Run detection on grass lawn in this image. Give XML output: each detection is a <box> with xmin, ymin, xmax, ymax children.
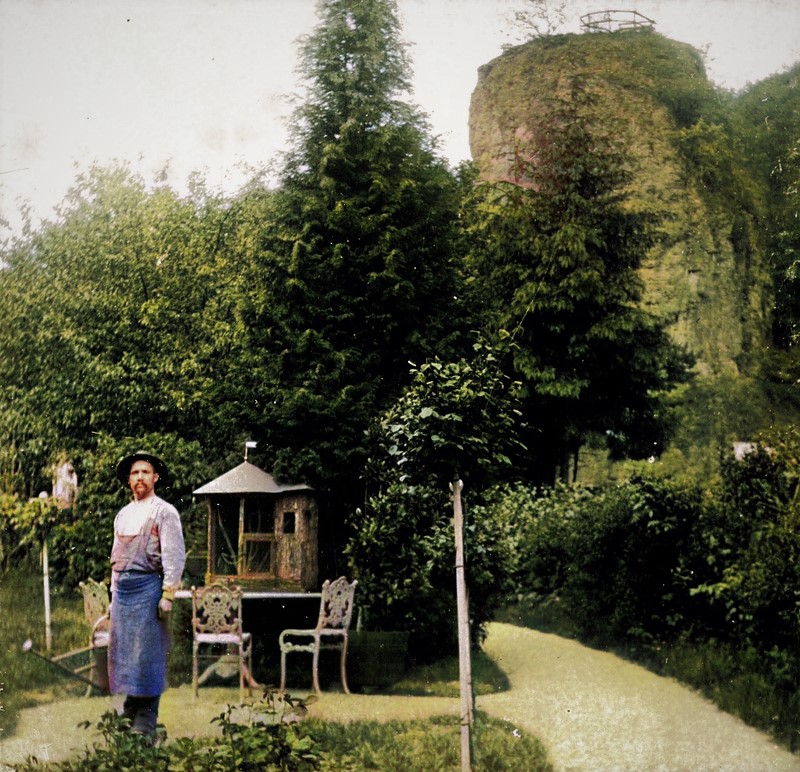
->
<box><xmin>1</xmin><ymin>567</ymin><xmax>552</xmax><ymax>770</ymax></box>
<box><xmin>1</xmin><ymin>565</ymin><xmax>93</xmax><ymax>736</ymax></box>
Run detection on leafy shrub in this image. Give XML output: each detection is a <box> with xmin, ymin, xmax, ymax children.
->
<box><xmin>345</xmin><ymin>482</ymin><xmax>518</xmax><ymax>660</ymax></box>
<box><xmin>507</xmin><ymin>477</ymin><xmax>705</xmax><ymax>646</ymax></box>
<box><xmin>347</xmin><ymin>343</ymin><xmax>525</xmax><ymax>660</ymax></box>
<box><xmin>689</xmin><ymin>430</ymin><xmax>800</xmax><ymax>651</ymax></box>
<box><xmin>17</xmin><ymin>695</ymin><xmax>324</xmax><ymax>771</ymax></box>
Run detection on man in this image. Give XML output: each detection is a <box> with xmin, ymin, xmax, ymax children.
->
<box><xmin>109</xmin><ymin>450</ymin><xmax>185</xmax><ymax>738</ymax></box>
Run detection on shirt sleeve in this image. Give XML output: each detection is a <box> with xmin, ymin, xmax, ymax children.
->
<box><xmin>159</xmin><ymin>503</ymin><xmax>186</xmax><ymax>592</ymax></box>
<box><xmin>110</xmin><ymin>511</ymin><xmax>121</xmax><ymax>595</ymax></box>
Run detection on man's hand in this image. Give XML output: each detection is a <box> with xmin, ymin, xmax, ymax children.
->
<box><xmin>158</xmin><ymin>597</ymin><xmax>173</xmax><ymax>618</ymax></box>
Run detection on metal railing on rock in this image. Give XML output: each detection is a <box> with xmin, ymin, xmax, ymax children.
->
<box><xmin>580</xmin><ymin>9</ymin><xmax>656</xmax><ymax>33</ymax></box>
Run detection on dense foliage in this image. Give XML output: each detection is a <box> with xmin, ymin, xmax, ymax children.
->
<box><xmin>510</xmin><ymin>430</ymin><xmax>800</xmax><ymax>651</ymax></box>
<box><xmin>498</xmin><ymin>428</ymin><xmax>800</xmax><ymax>746</ymax></box>
<box><xmin>346</xmin><ymin>344</ymin><xmax>524</xmax><ymax>657</ymax></box>
<box><xmin>508</xmin><ymin>477</ymin><xmax>704</xmax><ymax>644</ymax></box>
<box><xmin>0</xmin><ymin>166</ymin><xmax>276</xmax><ymax>496</ymax></box>
<box><xmin>731</xmin><ymin>64</ymin><xmax>800</xmax><ymax>348</ymax></box>
<box><xmin>465</xmin><ymin>73</ymin><xmax>691</xmax><ymax>483</ymax></box>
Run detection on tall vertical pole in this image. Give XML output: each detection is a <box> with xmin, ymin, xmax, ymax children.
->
<box><xmin>237</xmin><ymin>496</ymin><xmax>245</xmax><ymax>576</ymax></box>
<box><xmin>451</xmin><ymin>477</ymin><xmax>473</xmax><ymax>771</ymax></box>
<box><xmin>43</xmin><ymin>539</ymin><xmax>52</xmax><ymax>652</ymax></box>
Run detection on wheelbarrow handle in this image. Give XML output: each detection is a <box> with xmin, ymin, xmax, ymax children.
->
<box><xmin>21</xmin><ymin>639</ymin><xmax>108</xmax><ymax>692</ymax></box>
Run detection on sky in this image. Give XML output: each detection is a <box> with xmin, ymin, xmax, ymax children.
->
<box><xmin>1</xmin><ymin>0</ymin><xmax>799</xmax><ymax>238</ymax></box>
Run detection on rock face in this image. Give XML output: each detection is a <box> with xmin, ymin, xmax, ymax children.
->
<box><xmin>469</xmin><ymin>31</ymin><xmax>773</xmax><ymax>377</ymax></box>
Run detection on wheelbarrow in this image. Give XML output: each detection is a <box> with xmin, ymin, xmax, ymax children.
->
<box><xmin>22</xmin><ymin>638</ymin><xmax>110</xmax><ymax>694</ymax></box>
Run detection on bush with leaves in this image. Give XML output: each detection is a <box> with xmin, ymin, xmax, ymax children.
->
<box><xmin>509</xmin><ymin>477</ymin><xmax>705</xmax><ymax>646</ymax></box>
<box><xmin>346</xmin><ymin>342</ymin><xmax>524</xmax><ymax>659</ymax></box>
<box><xmin>690</xmin><ymin>430</ymin><xmax>800</xmax><ymax>653</ymax></box>
<box><xmin>364</xmin><ymin>341</ymin><xmax>526</xmax><ymax>492</ymax></box>
<box><xmin>346</xmin><ymin>483</ymin><xmax>455</xmax><ymax>656</ymax></box>
<box><xmin>346</xmin><ymin>481</ymin><xmax>519</xmax><ymax>659</ymax></box>
<box><xmin>17</xmin><ymin>693</ymin><xmax>323</xmax><ymax>772</ymax></box>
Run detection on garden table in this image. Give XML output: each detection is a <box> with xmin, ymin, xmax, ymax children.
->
<box><xmin>174</xmin><ymin>589</ymin><xmax>322</xmax><ymax>690</ymax></box>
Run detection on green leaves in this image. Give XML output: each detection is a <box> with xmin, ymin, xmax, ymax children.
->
<box><xmin>348</xmin><ymin>339</ymin><xmax>527</xmax><ymax>655</ymax></box>
<box><xmin>364</xmin><ymin>339</ymin><xmax>526</xmax><ymax>490</ymax></box>
<box><xmin>0</xmin><ymin>163</ymin><xmax>289</xmax><ymax>491</ymax></box>
<box><xmin>465</xmin><ymin>73</ymin><xmax>690</xmax><ymax>481</ymax></box>
<box><xmin>38</xmin><ymin>695</ymin><xmax>324</xmax><ymax>771</ymax></box>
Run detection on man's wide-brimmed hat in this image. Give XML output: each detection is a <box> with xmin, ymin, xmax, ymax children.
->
<box><xmin>116</xmin><ymin>451</ymin><xmax>169</xmax><ymax>485</ymax></box>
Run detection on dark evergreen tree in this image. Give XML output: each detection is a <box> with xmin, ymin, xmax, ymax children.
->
<box><xmin>466</xmin><ymin>74</ymin><xmax>691</xmax><ymax>483</ymax></box>
<box><xmin>259</xmin><ymin>0</ymin><xmax>467</xmax><ymax>503</ymax></box>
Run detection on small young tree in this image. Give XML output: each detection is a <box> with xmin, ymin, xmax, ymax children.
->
<box><xmin>506</xmin><ymin>0</ymin><xmax>568</xmax><ymax>43</ymax></box>
<box><xmin>346</xmin><ymin>341</ymin><xmax>525</xmax><ymax>658</ymax></box>
<box><xmin>691</xmin><ymin>430</ymin><xmax>800</xmax><ymax>653</ymax></box>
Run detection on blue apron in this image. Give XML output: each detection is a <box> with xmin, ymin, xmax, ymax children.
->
<box><xmin>109</xmin><ymin>567</ymin><xmax>170</xmax><ymax>695</ymax></box>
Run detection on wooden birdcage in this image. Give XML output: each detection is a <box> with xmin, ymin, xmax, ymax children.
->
<box><xmin>193</xmin><ymin>462</ymin><xmax>318</xmax><ymax>591</ymax></box>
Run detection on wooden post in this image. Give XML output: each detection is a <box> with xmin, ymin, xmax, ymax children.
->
<box><xmin>206</xmin><ymin>499</ymin><xmax>214</xmax><ymax>582</ymax></box>
<box><xmin>237</xmin><ymin>496</ymin><xmax>245</xmax><ymax>576</ymax></box>
<box><xmin>451</xmin><ymin>477</ymin><xmax>473</xmax><ymax>771</ymax></box>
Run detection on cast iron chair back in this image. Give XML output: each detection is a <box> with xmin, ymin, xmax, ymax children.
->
<box><xmin>279</xmin><ymin>576</ymin><xmax>358</xmax><ymax>694</ymax></box>
<box><xmin>191</xmin><ymin>582</ymin><xmax>253</xmax><ymax>701</ymax></box>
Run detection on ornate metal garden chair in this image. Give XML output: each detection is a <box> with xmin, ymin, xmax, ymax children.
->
<box><xmin>79</xmin><ymin>578</ymin><xmax>110</xmax><ymax>692</ymax></box>
<box><xmin>191</xmin><ymin>582</ymin><xmax>254</xmax><ymax>702</ymax></box>
<box><xmin>279</xmin><ymin>576</ymin><xmax>358</xmax><ymax>694</ymax></box>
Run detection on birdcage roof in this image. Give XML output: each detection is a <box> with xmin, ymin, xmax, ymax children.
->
<box><xmin>193</xmin><ymin>461</ymin><xmax>313</xmax><ymax>496</ymax></box>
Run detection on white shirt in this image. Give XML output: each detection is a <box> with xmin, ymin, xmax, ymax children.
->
<box><xmin>115</xmin><ymin>498</ymin><xmax>154</xmax><ymax>536</ymax></box>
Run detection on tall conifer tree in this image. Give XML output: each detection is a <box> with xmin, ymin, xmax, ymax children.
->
<box><xmin>467</xmin><ymin>75</ymin><xmax>691</xmax><ymax>483</ymax></box>
<box><xmin>262</xmin><ymin>0</ymin><xmax>466</xmax><ymax>501</ymax></box>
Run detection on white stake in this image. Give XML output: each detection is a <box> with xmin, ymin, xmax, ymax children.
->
<box><xmin>43</xmin><ymin>538</ymin><xmax>52</xmax><ymax>653</ymax></box>
<box><xmin>451</xmin><ymin>477</ymin><xmax>473</xmax><ymax>771</ymax></box>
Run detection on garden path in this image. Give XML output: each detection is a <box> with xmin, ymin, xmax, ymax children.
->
<box><xmin>2</xmin><ymin>622</ymin><xmax>799</xmax><ymax>770</ymax></box>
<box><xmin>477</xmin><ymin>623</ymin><xmax>800</xmax><ymax>771</ymax></box>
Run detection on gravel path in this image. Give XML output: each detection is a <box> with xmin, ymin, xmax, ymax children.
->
<box><xmin>480</xmin><ymin>623</ymin><xmax>800</xmax><ymax>771</ymax></box>
<box><xmin>2</xmin><ymin>622</ymin><xmax>799</xmax><ymax>770</ymax></box>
